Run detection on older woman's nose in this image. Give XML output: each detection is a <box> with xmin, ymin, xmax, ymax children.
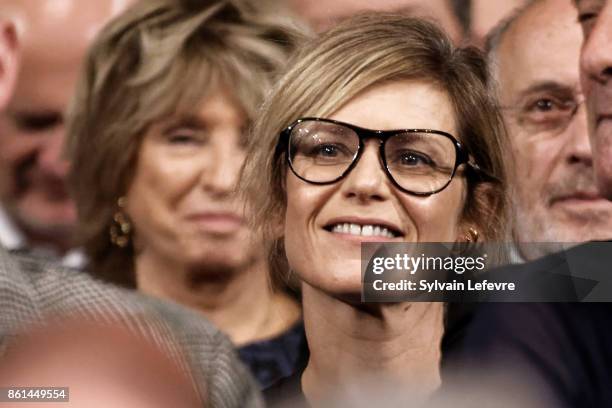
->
<box><xmin>200</xmin><ymin>143</ymin><xmax>242</xmax><ymax>197</ymax></box>
<box><xmin>340</xmin><ymin>143</ymin><xmax>389</xmax><ymax>202</ymax></box>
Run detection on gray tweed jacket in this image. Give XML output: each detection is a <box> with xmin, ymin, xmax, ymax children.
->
<box><xmin>0</xmin><ymin>247</ymin><xmax>263</xmax><ymax>408</ymax></box>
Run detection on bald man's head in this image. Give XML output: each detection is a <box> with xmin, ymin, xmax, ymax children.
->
<box><xmin>0</xmin><ymin>0</ymin><xmax>133</xmax><ymax>253</ymax></box>
<box><xmin>488</xmin><ymin>0</ymin><xmax>612</xmax><ymax>260</ymax></box>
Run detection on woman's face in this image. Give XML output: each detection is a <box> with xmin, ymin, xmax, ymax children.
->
<box><xmin>284</xmin><ymin>80</ymin><xmax>468</xmax><ymax>296</ymax></box>
<box><xmin>125</xmin><ymin>87</ymin><xmax>260</xmax><ymax>271</ymax></box>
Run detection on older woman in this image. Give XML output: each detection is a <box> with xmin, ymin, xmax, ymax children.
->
<box><xmin>241</xmin><ymin>13</ymin><xmax>509</xmax><ymax>404</ymax></box>
<box><xmin>66</xmin><ymin>0</ymin><xmax>306</xmax><ymax>388</ymax></box>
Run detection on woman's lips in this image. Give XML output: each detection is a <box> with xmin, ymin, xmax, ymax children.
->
<box><xmin>185</xmin><ymin>212</ymin><xmax>243</xmax><ymax>234</ymax></box>
<box><xmin>322</xmin><ymin>217</ymin><xmax>405</xmax><ymax>244</ymax></box>
<box><xmin>325</xmin><ymin>230</ymin><xmax>402</xmax><ymax>243</ymax></box>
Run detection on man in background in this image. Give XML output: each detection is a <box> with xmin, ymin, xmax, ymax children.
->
<box><xmin>0</xmin><ymin>0</ymin><xmax>132</xmax><ymax>265</ymax></box>
<box><xmin>286</xmin><ymin>0</ymin><xmax>531</xmax><ymax>47</ymax></box>
<box><xmin>285</xmin><ymin>0</ymin><xmax>465</xmax><ymax>42</ymax></box>
<box><xmin>443</xmin><ymin>1</ymin><xmax>612</xmax><ymax>406</ymax></box>
<box><xmin>488</xmin><ymin>0</ymin><xmax>612</xmax><ymax>260</ymax></box>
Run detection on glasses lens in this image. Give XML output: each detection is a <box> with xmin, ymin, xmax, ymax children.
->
<box><xmin>288</xmin><ymin>120</ymin><xmax>359</xmax><ymax>183</ymax></box>
<box><xmin>384</xmin><ymin>132</ymin><xmax>457</xmax><ymax>194</ymax></box>
<box><xmin>515</xmin><ymin>97</ymin><xmax>581</xmax><ymax>134</ymax></box>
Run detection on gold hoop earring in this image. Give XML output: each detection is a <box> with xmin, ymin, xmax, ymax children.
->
<box><xmin>110</xmin><ymin>196</ymin><xmax>131</xmax><ymax>248</ymax></box>
<box><xmin>464</xmin><ymin>227</ymin><xmax>479</xmax><ymax>243</ymax></box>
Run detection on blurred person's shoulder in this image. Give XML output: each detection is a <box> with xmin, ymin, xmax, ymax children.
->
<box><xmin>0</xmin><ymin>246</ymin><xmax>264</xmax><ymax>408</ymax></box>
<box><xmin>0</xmin><ymin>247</ymin><xmax>42</xmax><ymax>333</ymax></box>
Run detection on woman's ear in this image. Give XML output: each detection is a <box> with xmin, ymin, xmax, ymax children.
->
<box><xmin>0</xmin><ymin>19</ymin><xmax>18</xmax><ymax>111</ymax></box>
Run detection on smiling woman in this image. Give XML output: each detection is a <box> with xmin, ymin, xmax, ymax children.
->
<box><xmin>240</xmin><ymin>13</ymin><xmax>509</xmax><ymax>405</ymax></box>
<box><xmin>65</xmin><ymin>0</ymin><xmax>308</xmax><ymax>388</ymax></box>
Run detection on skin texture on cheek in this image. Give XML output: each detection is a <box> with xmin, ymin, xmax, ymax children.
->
<box><xmin>124</xmin><ymin>139</ymin><xmax>182</xmax><ymax>259</ymax></box>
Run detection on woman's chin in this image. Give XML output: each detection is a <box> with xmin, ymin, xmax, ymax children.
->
<box><xmin>301</xmin><ymin>263</ymin><xmax>365</xmax><ymax>300</ymax></box>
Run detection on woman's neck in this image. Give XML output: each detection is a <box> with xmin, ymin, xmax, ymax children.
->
<box><xmin>301</xmin><ymin>284</ymin><xmax>444</xmax><ymax>404</ymax></box>
<box><xmin>135</xmin><ymin>251</ymin><xmax>300</xmax><ymax>346</ymax></box>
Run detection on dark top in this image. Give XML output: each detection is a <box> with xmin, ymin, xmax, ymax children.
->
<box><xmin>264</xmin><ymin>366</ymin><xmax>308</xmax><ymax>408</ymax></box>
<box><xmin>442</xmin><ymin>242</ymin><xmax>612</xmax><ymax>408</ymax></box>
<box><xmin>262</xmin><ymin>321</ymin><xmax>309</xmax><ymax>406</ymax></box>
<box><xmin>238</xmin><ymin>321</ymin><xmax>308</xmax><ymax>389</ymax></box>
<box><xmin>269</xmin><ymin>243</ymin><xmax>612</xmax><ymax>407</ymax></box>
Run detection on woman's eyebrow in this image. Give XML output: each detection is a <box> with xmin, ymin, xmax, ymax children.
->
<box><xmin>163</xmin><ymin>114</ymin><xmax>207</xmax><ymax>130</ymax></box>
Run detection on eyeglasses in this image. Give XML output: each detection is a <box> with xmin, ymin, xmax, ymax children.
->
<box><xmin>500</xmin><ymin>94</ymin><xmax>585</xmax><ymax>135</ymax></box>
<box><xmin>276</xmin><ymin>117</ymin><xmax>482</xmax><ymax>196</ymax></box>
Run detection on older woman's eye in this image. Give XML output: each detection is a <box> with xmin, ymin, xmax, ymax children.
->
<box><xmin>166</xmin><ymin>130</ymin><xmax>206</xmax><ymax>145</ymax></box>
<box><xmin>169</xmin><ymin>134</ymin><xmax>193</xmax><ymax>144</ymax></box>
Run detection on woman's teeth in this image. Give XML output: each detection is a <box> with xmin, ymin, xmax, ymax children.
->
<box><xmin>330</xmin><ymin>223</ymin><xmax>398</xmax><ymax>238</ymax></box>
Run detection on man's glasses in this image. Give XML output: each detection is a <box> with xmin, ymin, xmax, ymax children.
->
<box><xmin>501</xmin><ymin>93</ymin><xmax>585</xmax><ymax>135</ymax></box>
<box><xmin>277</xmin><ymin>118</ymin><xmax>482</xmax><ymax>196</ymax></box>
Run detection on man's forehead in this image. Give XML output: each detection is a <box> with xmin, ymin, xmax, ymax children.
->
<box><xmin>497</xmin><ymin>0</ymin><xmax>583</xmax><ymax>98</ymax></box>
<box><xmin>2</xmin><ymin>0</ymin><xmax>133</xmax><ymax>60</ymax></box>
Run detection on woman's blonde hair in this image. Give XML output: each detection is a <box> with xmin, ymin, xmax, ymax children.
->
<box><xmin>241</xmin><ymin>13</ymin><xmax>510</xmax><ymax>288</ymax></box>
<box><xmin>66</xmin><ymin>0</ymin><xmax>305</xmax><ymax>286</ymax></box>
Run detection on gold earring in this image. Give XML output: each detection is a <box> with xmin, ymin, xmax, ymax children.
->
<box><xmin>110</xmin><ymin>196</ymin><xmax>131</xmax><ymax>248</ymax></box>
<box><xmin>464</xmin><ymin>227</ymin><xmax>479</xmax><ymax>243</ymax></box>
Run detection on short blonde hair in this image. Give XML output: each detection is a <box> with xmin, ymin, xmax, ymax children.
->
<box><xmin>67</xmin><ymin>0</ymin><xmax>305</xmax><ymax>286</ymax></box>
<box><xmin>241</xmin><ymin>13</ymin><xmax>510</xmax><ymax>288</ymax></box>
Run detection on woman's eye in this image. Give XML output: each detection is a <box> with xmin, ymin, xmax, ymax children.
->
<box><xmin>533</xmin><ymin>99</ymin><xmax>555</xmax><ymax>112</ymax></box>
<box><xmin>169</xmin><ymin>134</ymin><xmax>194</xmax><ymax>143</ymax></box>
<box><xmin>166</xmin><ymin>130</ymin><xmax>205</xmax><ymax>145</ymax></box>
<box><xmin>307</xmin><ymin>143</ymin><xmax>352</xmax><ymax>159</ymax></box>
<box><xmin>316</xmin><ymin>144</ymin><xmax>339</xmax><ymax>157</ymax></box>
<box><xmin>398</xmin><ymin>151</ymin><xmax>433</xmax><ymax>167</ymax></box>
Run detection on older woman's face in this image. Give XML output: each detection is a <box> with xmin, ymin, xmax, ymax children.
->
<box><xmin>124</xmin><ymin>87</ymin><xmax>259</xmax><ymax>271</ymax></box>
<box><xmin>284</xmin><ymin>80</ymin><xmax>467</xmax><ymax>296</ymax></box>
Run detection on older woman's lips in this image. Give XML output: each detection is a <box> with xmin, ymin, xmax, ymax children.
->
<box><xmin>185</xmin><ymin>212</ymin><xmax>243</xmax><ymax>234</ymax></box>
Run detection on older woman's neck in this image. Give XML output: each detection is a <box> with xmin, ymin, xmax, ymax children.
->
<box><xmin>135</xmin><ymin>252</ymin><xmax>299</xmax><ymax>346</ymax></box>
<box><xmin>301</xmin><ymin>284</ymin><xmax>444</xmax><ymax>404</ymax></box>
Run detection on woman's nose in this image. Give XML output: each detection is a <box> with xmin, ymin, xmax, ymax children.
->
<box><xmin>339</xmin><ymin>141</ymin><xmax>390</xmax><ymax>202</ymax></box>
